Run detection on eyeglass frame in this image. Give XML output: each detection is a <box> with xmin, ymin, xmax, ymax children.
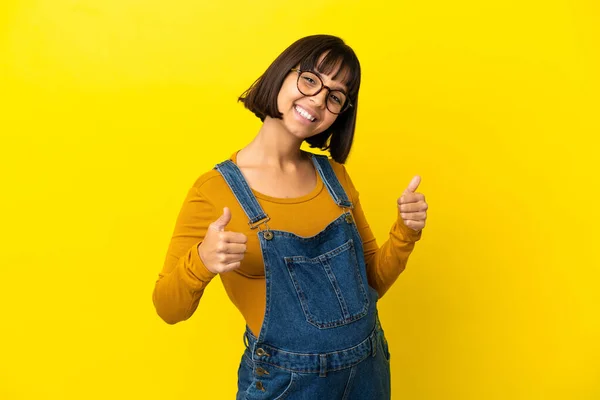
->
<box><xmin>290</xmin><ymin>68</ymin><xmax>353</xmax><ymax>115</ymax></box>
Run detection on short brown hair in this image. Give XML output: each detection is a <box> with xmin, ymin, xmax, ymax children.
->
<box><xmin>238</xmin><ymin>35</ymin><xmax>361</xmax><ymax>164</ymax></box>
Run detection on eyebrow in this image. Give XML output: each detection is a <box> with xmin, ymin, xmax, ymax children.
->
<box><xmin>314</xmin><ymin>69</ymin><xmax>348</xmax><ymax>94</ymax></box>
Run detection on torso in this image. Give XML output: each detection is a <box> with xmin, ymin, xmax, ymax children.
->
<box><xmin>235</xmin><ymin>149</ymin><xmax>317</xmax><ymax>199</ymax></box>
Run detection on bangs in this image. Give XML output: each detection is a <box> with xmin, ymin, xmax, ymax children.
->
<box><xmin>238</xmin><ymin>34</ymin><xmax>361</xmax><ymax>163</ymax></box>
<box><xmin>299</xmin><ymin>48</ymin><xmax>361</xmax><ymax>97</ymax></box>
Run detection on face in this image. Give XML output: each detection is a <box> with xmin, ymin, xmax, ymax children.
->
<box><xmin>275</xmin><ymin>61</ymin><xmax>350</xmax><ymax>140</ymax></box>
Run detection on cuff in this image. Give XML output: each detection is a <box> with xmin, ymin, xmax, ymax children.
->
<box><xmin>396</xmin><ymin>215</ymin><xmax>423</xmax><ymax>242</ymax></box>
<box><xmin>189</xmin><ymin>241</ymin><xmax>218</xmax><ymax>282</ymax></box>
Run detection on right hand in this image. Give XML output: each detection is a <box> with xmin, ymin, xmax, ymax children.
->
<box><xmin>198</xmin><ymin>207</ymin><xmax>248</xmax><ymax>274</ymax></box>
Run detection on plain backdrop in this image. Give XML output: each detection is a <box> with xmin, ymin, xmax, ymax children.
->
<box><xmin>1</xmin><ymin>0</ymin><xmax>599</xmax><ymax>399</ymax></box>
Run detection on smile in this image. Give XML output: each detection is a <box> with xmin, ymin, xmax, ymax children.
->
<box><xmin>294</xmin><ymin>105</ymin><xmax>316</xmax><ymax>122</ymax></box>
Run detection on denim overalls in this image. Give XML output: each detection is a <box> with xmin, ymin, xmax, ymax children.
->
<box><xmin>215</xmin><ymin>153</ymin><xmax>391</xmax><ymax>400</ymax></box>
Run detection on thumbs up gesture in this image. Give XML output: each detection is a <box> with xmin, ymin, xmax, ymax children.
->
<box><xmin>197</xmin><ymin>207</ymin><xmax>248</xmax><ymax>274</ymax></box>
<box><xmin>397</xmin><ymin>176</ymin><xmax>428</xmax><ymax>232</ymax></box>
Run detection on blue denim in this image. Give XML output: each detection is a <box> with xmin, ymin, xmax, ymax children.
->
<box><xmin>215</xmin><ymin>154</ymin><xmax>391</xmax><ymax>399</ymax></box>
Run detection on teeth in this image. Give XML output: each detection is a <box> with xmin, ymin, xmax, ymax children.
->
<box><xmin>295</xmin><ymin>105</ymin><xmax>316</xmax><ymax>122</ymax></box>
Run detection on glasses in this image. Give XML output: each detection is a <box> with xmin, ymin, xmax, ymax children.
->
<box><xmin>290</xmin><ymin>68</ymin><xmax>352</xmax><ymax>115</ymax></box>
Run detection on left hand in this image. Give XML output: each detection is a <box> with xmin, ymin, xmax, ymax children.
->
<box><xmin>397</xmin><ymin>176</ymin><xmax>428</xmax><ymax>232</ymax></box>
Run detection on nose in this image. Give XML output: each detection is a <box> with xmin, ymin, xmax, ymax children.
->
<box><xmin>309</xmin><ymin>88</ymin><xmax>329</xmax><ymax>108</ymax></box>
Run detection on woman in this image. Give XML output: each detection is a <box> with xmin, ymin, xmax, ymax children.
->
<box><xmin>153</xmin><ymin>34</ymin><xmax>428</xmax><ymax>399</ymax></box>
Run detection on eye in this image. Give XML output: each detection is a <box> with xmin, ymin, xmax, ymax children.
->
<box><xmin>302</xmin><ymin>76</ymin><xmax>317</xmax><ymax>85</ymax></box>
<box><xmin>329</xmin><ymin>93</ymin><xmax>342</xmax><ymax>105</ymax></box>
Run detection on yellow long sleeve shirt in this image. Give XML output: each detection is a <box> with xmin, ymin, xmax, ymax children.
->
<box><xmin>152</xmin><ymin>150</ymin><xmax>422</xmax><ymax>336</ymax></box>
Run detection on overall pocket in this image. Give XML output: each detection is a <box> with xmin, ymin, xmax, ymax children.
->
<box><xmin>283</xmin><ymin>239</ymin><xmax>370</xmax><ymax>329</ymax></box>
<box><xmin>236</xmin><ymin>353</ymin><xmax>254</xmax><ymax>400</ymax></box>
<box><xmin>244</xmin><ymin>363</ymin><xmax>297</xmax><ymax>400</ymax></box>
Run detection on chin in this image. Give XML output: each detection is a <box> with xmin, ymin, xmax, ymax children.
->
<box><xmin>289</xmin><ymin>129</ymin><xmax>314</xmax><ymax>141</ymax></box>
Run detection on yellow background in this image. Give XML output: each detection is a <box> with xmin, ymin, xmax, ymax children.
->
<box><xmin>1</xmin><ymin>0</ymin><xmax>598</xmax><ymax>399</ymax></box>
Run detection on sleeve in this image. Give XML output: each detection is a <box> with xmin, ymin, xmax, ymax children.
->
<box><xmin>341</xmin><ymin>166</ymin><xmax>422</xmax><ymax>298</ymax></box>
<box><xmin>152</xmin><ymin>185</ymin><xmax>218</xmax><ymax>324</ymax></box>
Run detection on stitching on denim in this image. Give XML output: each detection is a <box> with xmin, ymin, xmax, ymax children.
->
<box><xmin>283</xmin><ymin>238</ymin><xmax>354</xmax><ymax>263</ymax></box>
<box><xmin>311</xmin><ymin>155</ymin><xmax>353</xmax><ymax>208</ymax></box>
<box><xmin>247</xmin><ymin>327</ymin><xmax>377</xmax><ymax>359</ymax></box>
<box><xmin>254</xmin><ymin>354</ymin><xmax>369</xmax><ymax>374</ymax></box>
<box><xmin>283</xmin><ymin>261</ymin><xmax>313</xmax><ymax>325</ymax></box>
<box><xmin>341</xmin><ymin>365</ymin><xmax>357</xmax><ymax>400</ymax></box>
<box><xmin>351</xmin><ymin>241</ymin><xmax>371</xmax><ymax>315</ymax></box>
<box><xmin>215</xmin><ymin>161</ymin><xmax>266</xmax><ymax>224</ymax></box>
<box><xmin>283</xmin><ymin>238</ymin><xmax>370</xmax><ymax>329</ymax></box>
<box><xmin>284</xmin><ymin>239</ymin><xmax>370</xmax><ymax>329</ymax></box>
<box><xmin>380</xmin><ymin>333</ymin><xmax>391</xmax><ymax>364</ymax></box>
<box><xmin>242</xmin><ymin>353</ymin><xmax>254</xmax><ymax>369</ymax></box>
<box><xmin>312</xmin><ymin>156</ymin><xmax>342</xmax><ymax>205</ymax></box>
<box><xmin>257</xmin><ymin>241</ymin><xmax>272</xmax><ymax>344</ymax></box>
<box><xmin>273</xmin><ymin>372</ymin><xmax>296</xmax><ymax>400</ymax></box>
<box><xmin>322</xmin><ymin>258</ymin><xmax>351</xmax><ymax>319</ymax></box>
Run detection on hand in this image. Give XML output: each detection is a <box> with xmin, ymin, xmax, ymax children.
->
<box><xmin>197</xmin><ymin>207</ymin><xmax>248</xmax><ymax>274</ymax></box>
<box><xmin>397</xmin><ymin>176</ymin><xmax>428</xmax><ymax>232</ymax></box>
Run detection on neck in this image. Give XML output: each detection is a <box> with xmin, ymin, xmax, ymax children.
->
<box><xmin>240</xmin><ymin>117</ymin><xmax>307</xmax><ymax>169</ymax></box>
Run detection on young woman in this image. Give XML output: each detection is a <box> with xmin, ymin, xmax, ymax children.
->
<box><xmin>153</xmin><ymin>34</ymin><xmax>428</xmax><ymax>399</ymax></box>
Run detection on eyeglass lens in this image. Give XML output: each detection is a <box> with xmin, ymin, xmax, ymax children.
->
<box><xmin>297</xmin><ymin>71</ymin><xmax>348</xmax><ymax>114</ymax></box>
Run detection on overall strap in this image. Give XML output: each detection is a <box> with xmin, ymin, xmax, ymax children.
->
<box><xmin>214</xmin><ymin>160</ymin><xmax>270</xmax><ymax>228</ymax></box>
<box><xmin>311</xmin><ymin>154</ymin><xmax>354</xmax><ymax>209</ymax></box>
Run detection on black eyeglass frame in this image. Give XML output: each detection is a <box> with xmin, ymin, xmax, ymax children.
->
<box><xmin>290</xmin><ymin>68</ymin><xmax>353</xmax><ymax>115</ymax></box>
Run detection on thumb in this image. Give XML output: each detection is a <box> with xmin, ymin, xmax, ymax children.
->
<box><xmin>403</xmin><ymin>175</ymin><xmax>421</xmax><ymax>195</ymax></box>
<box><xmin>211</xmin><ymin>207</ymin><xmax>232</xmax><ymax>232</ymax></box>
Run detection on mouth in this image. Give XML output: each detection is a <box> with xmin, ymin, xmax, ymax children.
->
<box><xmin>294</xmin><ymin>105</ymin><xmax>317</xmax><ymax>123</ymax></box>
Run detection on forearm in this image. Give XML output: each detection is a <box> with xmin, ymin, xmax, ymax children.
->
<box><xmin>365</xmin><ymin>215</ymin><xmax>421</xmax><ymax>298</ymax></box>
<box><xmin>152</xmin><ymin>242</ymin><xmax>217</xmax><ymax>324</ymax></box>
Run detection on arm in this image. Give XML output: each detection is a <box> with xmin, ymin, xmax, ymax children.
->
<box><xmin>152</xmin><ymin>186</ymin><xmax>218</xmax><ymax>324</ymax></box>
<box><xmin>342</xmin><ymin>167</ymin><xmax>422</xmax><ymax>298</ymax></box>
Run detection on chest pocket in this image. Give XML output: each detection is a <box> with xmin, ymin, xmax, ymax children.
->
<box><xmin>283</xmin><ymin>239</ymin><xmax>370</xmax><ymax>329</ymax></box>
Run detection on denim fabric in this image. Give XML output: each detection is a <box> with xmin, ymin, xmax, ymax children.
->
<box><xmin>215</xmin><ymin>154</ymin><xmax>391</xmax><ymax>399</ymax></box>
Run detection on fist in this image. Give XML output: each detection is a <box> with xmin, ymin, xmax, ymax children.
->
<box><xmin>197</xmin><ymin>207</ymin><xmax>248</xmax><ymax>274</ymax></box>
<box><xmin>397</xmin><ymin>176</ymin><xmax>428</xmax><ymax>232</ymax></box>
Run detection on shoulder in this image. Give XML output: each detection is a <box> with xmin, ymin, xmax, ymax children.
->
<box><xmin>326</xmin><ymin>157</ymin><xmax>347</xmax><ymax>176</ymax></box>
<box><xmin>188</xmin><ymin>153</ymin><xmax>234</xmax><ymax>196</ymax></box>
<box><xmin>191</xmin><ymin>169</ymin><xmax>223</xmax><ymax>190</ymax></box>
<box><xmin>189</xmin><ymin>152</ymin><xmax>239</xmax><ymax>194</ymax></box>
<box><xmin>188</xmin><ymin>167</ymin><xmax>233</xmax><ymax>203</ymax></box>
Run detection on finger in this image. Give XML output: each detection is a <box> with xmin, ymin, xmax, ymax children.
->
<box><xmin>403</xmin><ymin>175</ymin><xmax>421</xmax><ymax>195</ymax></box>
<box><xmin>399</xmin><ymin>192</ymin><xmax>425</xmax><ymax>204</ymax></box>
<box><xmin>400</xmin><ymin>211</ymin><xmax>427</xmax><ymax>221</ymax></box>
<box><xmin>399</xmin><ymin>202</ymin><xmax>428</xmax><ymax>212</ymax></box>
<box><xmin>223</xmin><ymin>261</ymin><xmax>241</xmax><ymax>271</ymax></box>
<box><xmin>222</xmin><ymin>242</ymin><xmax>247</xmax><ymax>254</ymax></box>
<box><xmin>403</xmin><ymin>219</ymin><xmax>424</xmax><ymax>231</ymax></box>
<box><xmin>210</xmin><ymin>207</ymin><xmax>232</xmax><ymax>232</ymax></box>
<box><xmin>222</xmin><ymin>232</ymin><xmax>248</xmax><ymax>244</ymax></box>
<box><xmin>218</xmin><ymin>252</ymin><xmax>245</xmax><ymax>264</ymax></box>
